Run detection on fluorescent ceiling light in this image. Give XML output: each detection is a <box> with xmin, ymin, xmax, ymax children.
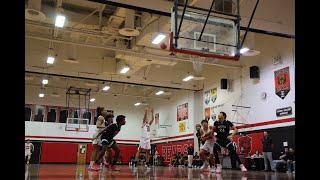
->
<box><xmin>39</xmin><ymin>93</ymin><xmax>44</xmax><ymax>98</ymax></box>
<box><xmin>90</xmin><ymin>98</ymin><xmax>95</xmax><ymax>102</ymax></box>
<box><xmin>120</xmin><ymin>66</ymin><xmax>130</xmax><ymax>74</ymax></box>
<box><xmin>55</xmin><ymin>15</ymin><xmax>66</xmax><ymax>28</ymax></box>
<box><xmin>240</xmin><ymin>47</ymin><xmax>249</xmax><ymax>54</ymax></box>
<box><xmin>152</xmin><ymin>34</ymin><xmax>166</xmax><ymax>44</ymax></box>
<box><xmin>183</xmin><ymin>75</ymin><xmax>194</xmax><ymax>82</ymax></box>
<box><xmin>47</xmin><ymin>56</ymin><xmax>55</xmax><ymax>64</ymax></box>
<box><xmin>102</xmin><ymin>85</ymin><xmax>110</xmax><ymax>91</ymax></box>
<box><xmin>155</xmin><ymin>90</ymin><xmax>164</xmax><ymax>95</ymax></box>
<box><xmin>134</xmin><ymin>102</ymin><xmax>141</xmax><ymax>106</ymax></box>
<box><xmin>42</xmin><ymin>79</ymin><xmax>48</xmax><ymax>85</ymax></box>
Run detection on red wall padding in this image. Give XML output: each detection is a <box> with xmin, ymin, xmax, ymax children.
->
<box><xmin>156</xmin><ymin>139</ymin><xmax>194</xmax><ymax>165</ymax></box>
<box><xmin>41</xmin><ymin>142</ymin><xmax>78</xmax><ymax>163</ymax></box>
<box><xmin>233</xmin><ymin>132</ymin><xmax>264</xmax><ymax>156</ymax></box>
<box><xmin>118</xmin><ymin>144</ymin><xmax>138</xmax><ymax>163</ymax></box>
<box><xmin>86</xmin><ymin>144</ymin><xmax>93</xmax><ymax>164</ymax></box>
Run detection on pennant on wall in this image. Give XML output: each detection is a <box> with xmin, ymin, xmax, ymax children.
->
<box><xmin>179</xmin><ymin>121</ymin><xmax>186</xmax><ymax>133</ymax></box>
<box><xmin>274</xmin><ymin>67</ymin><xmax>290</xmax><ymax>99</ymax></box>
<box><xmin>204</xmin><ymin>88</ymin><xmax>217</xmax><ymax>106</ymax></box>
<box><xmin>177</xmin><ymin>103</ymin><xmax>188</xmax><ymax>121</ymax></box>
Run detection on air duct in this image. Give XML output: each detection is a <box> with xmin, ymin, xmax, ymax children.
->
<box><xmin>119</xmin><ymin>9</ymin><xmax>140</xmax><ymax>37</ymax></box>
<box><xmin>25</xmin><ymin>0</ymin><xmax>46</xmax><ymax>22</ymax></box>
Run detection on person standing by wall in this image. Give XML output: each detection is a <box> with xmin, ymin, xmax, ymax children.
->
<box><xmin>262</xmin><ymin>131</ymin><xmax>274</xmax><ymax>171</ymax></box>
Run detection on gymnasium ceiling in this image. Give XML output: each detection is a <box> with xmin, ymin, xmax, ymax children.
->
<box><xmin>25</xmin><ymin>0</ymin><xmax>294</xmax><ymax>99</ymax></box>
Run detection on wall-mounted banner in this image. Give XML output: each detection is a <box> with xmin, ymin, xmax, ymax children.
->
<box><xmin>276</xmin><ymin>107</ymin><xmax>292</xmax><ymax>117</ymax></box>
<box><xmin>177</xmin><ymin>103</ymin><xmax>188</xmax><ymax>121</ymax></box>
<box><xmin>204</xmin><ymin>107</ymin><xmax>211</xmax><ymax>120</ymax></box>
<box><xmin>155</xmin><ymin>113</ymin><xmax>159</xmax><ymax>125</ymax></box>
<box><xmin>179</xmin><ymin>121</ymin><xmax>186</xmax><ymax>133</ymax></box>
<box><xmin>204</xmin><ymin>88</ymin><xmax>217</xmax><ymax>106</ymax></box>
<box><xmin>274</xmin><ymin>67</ymin><xmax>290</xmax><ymax>99</ymax></box>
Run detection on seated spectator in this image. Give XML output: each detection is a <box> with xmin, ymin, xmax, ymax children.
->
<box><xmin>287</xmin><ymin>148</ymin><xmax>295</xmax><ymax>173</ymax></box>
<box><xmin>192</xmin><ymin>152</ymin><xmax>203</xmax><ymax>168</ymax></box>
<box><xmin>272</xmin><ymin>147</ymin><xmax>294</xmax><ymax>172</ymax></box>
<box><xmin>187</xmin><ymin>146</ymin><xmax>194</xmax><ymax>168</ymax></box>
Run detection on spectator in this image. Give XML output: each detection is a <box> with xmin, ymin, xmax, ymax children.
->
<box><xmin>272</xmin><ymin>147</ymin><xmax>292</xmax><ymax>172</ymax></box>
<box><xmin>262</xmin><ymin>131</ymin><xmax>274</xmax><ymax>171</ymax></box>
<box><xmin>287</xmin><ymin>148</ymin><xmax>295</xmax><ymax>173</ymax></box>
<box><xmin>187</xmin><ymin>146</ymin><xmax>194</xmax><ymax>168</ymax></box>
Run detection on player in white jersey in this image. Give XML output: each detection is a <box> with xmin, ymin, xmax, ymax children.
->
<box><xmin>25</xmin><ymin>139</ymin><xmax>34</xmax><ymax>165</ymax></box>
<box><xmin>199</xmin><ymin>119</ymin><xmax>216</xmax><ymax>172</ymax></box>
<box><xmin>134</xmin><ymin>108</ymin><xmax>154</xmax><ymax>169</ymax></box>
<box><xmin>88</xmin><ymin>107</ymin><xmax>106</xmax><ymax>170</ymax></box>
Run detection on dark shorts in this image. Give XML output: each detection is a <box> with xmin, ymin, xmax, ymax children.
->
<box><xmin>214</xmin><ymin>139</ymin><xmax>235</xmax><ymax>151</ymax></box>
<box><xmin>101</xmin><ymin>138</ymin><xmax>116</xmax><ymax>148</ymax></box>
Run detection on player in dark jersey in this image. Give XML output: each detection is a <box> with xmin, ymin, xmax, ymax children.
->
<box><xmin>202</xmin><ymin>112</ymin><xmax>247</xmax><ymax>173</ymax></box>
<box><xmin>103</xmin><ymin>114</ymin><xmax>115</xmax><ymax>168</ymax></box>
<box><xmin>92</xmin><ymin>115</ymin><xmax>126</xmax><ymax>171</ymax></box>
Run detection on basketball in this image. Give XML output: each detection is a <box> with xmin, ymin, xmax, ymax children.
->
<box><xmin>160</xmin><ymin>43</ymin><xmax>167</xmax><ymax>49</ymax></box>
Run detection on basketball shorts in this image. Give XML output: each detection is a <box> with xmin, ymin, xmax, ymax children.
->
<box><xmin>101</xmin><ymin>138</ymin><xmax>116</xmax><ymax>148</ymax></box>
<box><xmin>92</xmin><ymin>132</ymin><xmax>102</xmax><ymax>146</ymax></box>
<box><xmin>139</xmin><ymin>137</ymin><xmax>151</xmax><ymax>150</ymax></box>
<box><xmin>200</xmin><ymin>140</ymin><xmax>215</xmax><ymax>154</ymax></box>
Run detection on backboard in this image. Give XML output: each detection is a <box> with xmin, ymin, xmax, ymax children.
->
<box><xmin>170</xmin><ymin>0</ymin><xmax>241</xmax><ymax>60</ymax></box>
<box><xmin>65</xmin><ymin>118</ymin><xmax>89</xmax><ymax>132</ymax></box>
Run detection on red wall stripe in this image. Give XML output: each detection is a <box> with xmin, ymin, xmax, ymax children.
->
<box><xmin>237</xmin><ymin>118</ymin><xmax>294</xmax><ymax>129</ymax></box>
<box><xmin>151</xmin><ymin>133</ymin><xmax>194</xmax><ymax>143</ymax></box>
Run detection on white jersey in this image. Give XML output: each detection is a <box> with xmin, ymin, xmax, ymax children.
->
<box><xmin>25</xmin><ymin>143</ymin><xmax>33</xmax><ymax>154</ymax></box>
<box><xmin>92</xmin><ymin>115</ymin><xmax>106</xmax><ymax>145</ymax></box>
<box><xmin>141</xmin><ymin>122</ymin><xmax>151</xmax><ymax>139</ymax></box>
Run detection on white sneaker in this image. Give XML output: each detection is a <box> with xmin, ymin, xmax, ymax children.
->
<box><xmin>215</xmin><ymin>164</ymin><xmax>222</xmax><ymax>174</ymax></box>
<box><xmin>200</xmin><ymin>164</ymin><xmax>210</xmax><ymax>172</ymax></box>
<box><xmin>211</xmin><ymin>167</ymin><xmax>216</xmax><ymax>173</ymax></box>
<box><xmin>240</xmin><ymin>164</ymin><xmax>247</xmax><ymax>172</ymax></box>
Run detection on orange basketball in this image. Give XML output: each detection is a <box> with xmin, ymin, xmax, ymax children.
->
<box><xmin>160</xmin><ymin>43</ymin><xmax>167</xmax><ymax>49</ymax></box>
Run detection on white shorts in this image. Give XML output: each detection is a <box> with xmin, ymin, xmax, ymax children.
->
<box><xmin>200</xmin><ymin>140</ymin><xmax>215</xmax><ymax>154</ymax></box>
<box><xmin>25</xmin><ymin>151</ymin><xmax>31</xmax><ymax>156</ymax></box>
<box><xmin>92</xmin><ymin>132</ymin><xmax>101</xmax><ymax>146</ymax></box>
<box><xmin>139</xmin><ymin>137</ymin><xmax>151</xmax><ymax>150</ymax></box>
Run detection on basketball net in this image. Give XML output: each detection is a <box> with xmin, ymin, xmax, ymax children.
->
<box><xmin>190</xmin><ymin>55</ymin><xmax>205</xmax><ymax>76</ymax></box>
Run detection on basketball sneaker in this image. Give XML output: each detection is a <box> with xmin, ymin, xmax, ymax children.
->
<box><xmin>240</xmin><ymin>164</ymin><xmax>247</xmax><ymax>172</ymax></box>
<box><xmin>90</xmin><ymin>164</ymin><xmax>101</xmax><ymax>171</ymax></box>
<box><xmin>215</xmin><ymin>164</ymin><xmax>222</xmax><ymax>174</ymax></box>
<box><xmin>200</xmin><ymin>164</ymin><xmax>210</xmax><ymax>172</ymax></box>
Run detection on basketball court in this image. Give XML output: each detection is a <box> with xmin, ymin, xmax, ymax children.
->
<box><xmin>25</xmin><ymin>0</ymin><xmax>295</xmax><ymax>179</ymax></box>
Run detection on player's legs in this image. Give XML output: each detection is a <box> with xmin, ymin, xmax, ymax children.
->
<box><xmin>200</xmin><ymin>141</ymin><xmax>211</xmax><ymax>171</ymax></box>
<box><xmin>110</xmin><ymin>141</ymin><xmax>121</xmax><ymax>171</ymax></box>
<box><xmin>226</xmin><ymin>141</ymin><xmax>247</xmax><ymax>172</ymax></box>
<box><xmin>213</xmin><ymin>142</ymin><xmax>222</xmax><ymax>173</ymax></box>
<box><xmin>89</xmin><ymin>144</ymin><xmax>100</xmax><ymax>167</ymax></box>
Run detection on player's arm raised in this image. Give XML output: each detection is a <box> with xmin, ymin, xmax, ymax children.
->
<box><xmin>148</xmin><ymin>108</ymin><xmax>154</xmax><ymax>126</ymax></box>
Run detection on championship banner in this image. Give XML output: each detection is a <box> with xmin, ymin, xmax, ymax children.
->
<box><xmin>179</xmin><ymin>121</ymin><xmax>186</xmax><ymax>133</ymax></box>
<box><xmin>274</xmin><ymin>67</ymin><xmax>290</xmax><ymax>99</ymax></box>
<box><xmin>204</xmin><ymin>107</ymin><xmax>210</xmax><ymax>120</ymax></box>
<box><xmin>204</xmin><ymin>88</ymin><xmax>217</xmax><ymax>106</ymax></box>
<box><xmin>177</xmin><ymin>103</ymin><xmax>188</xmax><ymax>121</ymax></box>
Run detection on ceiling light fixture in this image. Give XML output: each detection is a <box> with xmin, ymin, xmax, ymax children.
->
<box><xmin>155</xmin><ymin>90</ymin><xmax>164</xmax><ymax>95</ymax></box>
<box><xmin>120</xmin><ymin>66</ymin><xmax>130</xmax><ymax>74</ymax></box>
<box><xmin>55</xmin><ymin>14</ymin><xmax>66</xmax><ymax>28</ymax></box>
<box><xmin>152</xmin><ymin>33</ymin><xmax>166</xmax><ymax>44</ymax></box>
<box><xmin>183</xmin><ymin>75</ymin><xmax>194</xmax><ymax>82</ymax></box>
<box><xmin>46</xmin><ymin>56</ymin><xmax>55</xmax><ymax>64</ymax></box>
<box><xmin>42</xmin><ymin>79</ymin><xmax>48</xmax><ymax>85</ymax></box>
<box><xmin>240</xmin><ymin>47</ymin><xmax>250</xmax><ymax>54</ymax></box>
<box><xmin>90</xmin><ymin>98</ymin><xmax>95</xmax><ymax>102</ymax></box>
<box><xmin>39</xmin><ymin>93</ymin><xmax>45</xmax><ymax>98</ymax></box>
<box><xmin>102</xmin><ymin>85</ymin><xmax>110</xmax><ymax>91</ymax></box>
<box><xmin>134</xmin><ymin>102</ymin><xmax>141</xmax><ymax>106</ymax></box>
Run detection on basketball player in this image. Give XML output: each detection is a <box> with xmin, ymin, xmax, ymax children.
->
<box><xmin>93</xmin><ymin>115</ymin><xmax>126</xmax><ymax>171</ymax></box>
<box><xmin>25</xmin><ymin>139</ymin><xmax>34</xmax><ymax>165</ymax></box>
<box><xmin>198</xmin><ymin>120</ymin><xmax>215</xmax><ymax>172</ymax></box>
<box><xmin>88</xmin><ymin>107</ymin><xmax>106</xmax><ymax>170</ymax></box>
<box><xmin>135</xmin><ymin>108</ymin><xmax>154</xmax><ymax>169</ymax></box>
<box><xmin>103</xmin><ymin>113</ymin><xmax>114</xmax><ymax>167</ymax></box>
<box><xmin>211</xmin><ymin>112</ymin><xmax>247</xmax><ymax>173</ymax></box>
